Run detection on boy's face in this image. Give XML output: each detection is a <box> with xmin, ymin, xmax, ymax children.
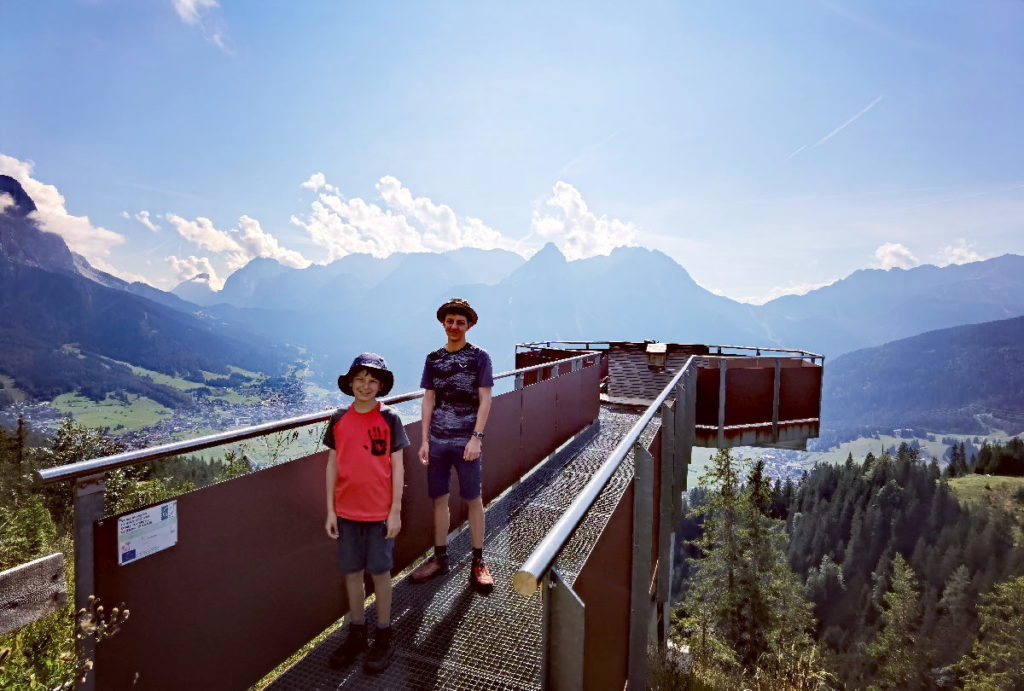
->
<box><xmin>442</xmin><ymin>313</ymin><xmax>471</xmax><ymax>342</ymax></box>
<box><xmin>349</xmin><ymin>369</ymin><xmax>382</xmax><ymax>403</ymax></box>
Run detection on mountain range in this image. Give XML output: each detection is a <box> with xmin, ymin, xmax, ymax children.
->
<box><xmin>2</xmin><ymin>173</ymin><xmax>1024</xmax><ymax>436</ymax></box>
<box><xmin>821</xmin><ymin>315</ymin><xmax>1024</xmax><ymax>437</ymax></box>
<box><xmin>0</xmin><ymin>175</ymin><xmax>294</xmax><ymax>405</ymax></box>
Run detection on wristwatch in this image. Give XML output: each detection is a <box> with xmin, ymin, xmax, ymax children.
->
<box><xmin>471</xmin><ymin>431</ymin><xmax>485</xmax><ymax>439</ymax></box>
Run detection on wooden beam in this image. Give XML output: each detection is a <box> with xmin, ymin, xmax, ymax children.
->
<box><xmin>0</xmin><ymin>553</ymin><xmax>67</xmax><ymax>635</ymax></box>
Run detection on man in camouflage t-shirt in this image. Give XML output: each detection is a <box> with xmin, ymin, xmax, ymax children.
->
<box><xmin>410</xmin><ymin>298</ymin><xmax>495</xmax><ymax>591</ymax></box>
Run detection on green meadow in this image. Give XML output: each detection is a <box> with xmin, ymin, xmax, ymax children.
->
<box><xmin>51</xmin><ymin>392</ymin><xmax>173</xmax><ymax>431</ymax></box>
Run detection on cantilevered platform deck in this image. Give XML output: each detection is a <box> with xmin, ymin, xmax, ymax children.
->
<box><xmin>269</xmin><ymin>405</ymin><xmax>653</xmax><ymax>690</ymax></box>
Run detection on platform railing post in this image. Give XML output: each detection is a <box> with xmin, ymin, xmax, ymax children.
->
<box><xmin>717</xmin><ymin>359</ymin><xmax>727</xmax><ymax>449</ymax></box>
<box><xmin>74</xmin><ymin>473</ymin><xmax>105</xmax><ymax>691</ymax></box>
<box><xmin>629</xmin><ymin>442</ymin><xmax>654</xmax><ymax>690</ymax></box>
<box><xmin>772</xmin><ymin>359</ymin><xmax>781</xmax><ymax>443</ymax></box>
<box><xmin>657</xmin><ymin>403</ymin><xmax>676</xmax><ymax>647</ymax></box>
<box><xmin>542</xmin><ymin>568</ymin><xmax>584</xmax><ymax>691</ymax></box>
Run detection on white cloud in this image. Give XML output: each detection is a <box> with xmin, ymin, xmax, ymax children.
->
<box><xmin>376</xmin><ymin>175</ymin><xmax>505</xmax><ymax>251</ymax></box>
<box><xmin>0</xmin><ymin>153</ymin><xmax>127</xmax><ymax>264</ymax></box>
<box><xmin>874</xmin><ymin>242</ymin><xmax>920</xmax><ymax>270</ymax></box>
<box><xmin>172</xmin><ymin>0</ymin><xmax>218</xmax><ymax>25</ymax></box>
<box><xmin>0</xmin><ymin>193</ymin><xmax>13</xmax><ymax>213</ymax></box>
<box><xmin>293</xmin><ymin>173</ymin><xmax>513</xmax><ymax>262</ymax></box>
<box><xmin>301</xmin><ymin>172</ymin><xmax>328</xmax><ymax>191</ymax></box>
<box><xmin>120</xmin><ymin>210</ymin><xmax>130</xmax><ymax>219</ymax></box>
<box><xmin>935</xmin><ymin>238</ymin><xmax>985</xmax><ymax>266</ymax></box>
<box><xmin>530</xmin><ymin>181</ymin><xmax>638</xmax><ymax>260</ymax></box>
<box><xmin>171</xmin><ymin>0</ymin><xmax>231</xmax><ymax>52</ymax></box>
<box><xmin>167</xmin><ymin>255</ymin><xmax>223</xmax><ymax>291</ymax></box>
<box><xmin>166</xmin><ymin>212</ymin><xmax>312</xmax><ymax>271</ymax></box>
<box><xmin>135</xmin><ymin>210</ymin><xmax>161</xmax><ymax>232</ymax></box>
<box><xmin>234</xmin><ymin>215</ymin><xmax>311</xmax><ymax>268</ymax></box>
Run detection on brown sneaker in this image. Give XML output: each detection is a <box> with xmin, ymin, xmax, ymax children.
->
<box><xmin>470</xmin><ymin>560</ymin><xmax>494</xmax><ymax>591</ymax></box>
<box><xmin>409</xmin><ymin>555</ymin><xmax>449</xmax><ymax>584</ymax></box>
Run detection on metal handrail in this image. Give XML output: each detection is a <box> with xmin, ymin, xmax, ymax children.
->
<box><xmin>37</xmin><ymin>352</ymin><xmax>600</xmax><ymax>485</ymax></box>
<box><xmin>512</xmin><ymin>350</ymin><xmax>823</xmax><ymax>595</ymax></box>
<box><xmin>516</xmin><ymin>340</ymin><xmax>823</xmax><ymax>361</ymax></box>
<box><xmin>512</xmin><ymin>355</ymin><xmax>696</xmax><ymax>596</ymax></box>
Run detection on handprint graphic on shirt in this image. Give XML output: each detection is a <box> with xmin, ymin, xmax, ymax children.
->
<box><xmin>367</xmin><ymin>426</ymin><xmax>387</xmax><ymax>456</ymax></box>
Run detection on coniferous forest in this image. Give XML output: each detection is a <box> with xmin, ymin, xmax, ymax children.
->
<box><xmin>671</xmin><ymin>444</ymin><xmax>1024</xmax><ymax>690</ymax></box>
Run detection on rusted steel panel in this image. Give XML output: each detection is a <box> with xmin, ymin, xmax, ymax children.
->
<box><xmin>554</xmin><ymin>366</ymin><xmax>589</xmax><ymax>441</ymax></box>
<box><xmin>779</xmin><ymin>365</ymin><xmax>823</xmax><ymax>421</ymax></box>
<box><xmin>694</xmin><ymin>421</ymin><xmax>819</xmax><ymax>448</ymax></box>
<box><xmin>575</xmin><ymin>485</ymin><xmax>633</xmax><ymax>691</ymax></box>
<box><xmin>580</xmin><ymin>362</ymin><xmax>602</xmax><ymax>428</ymax></box>
<box><xmin>724</xmin><ymin>367</ymin><xmax>774</xmax><ymax>425</ymax></box>
<box><xmin>481</xmin><ymin>390</ymin><xmax>524</xmax><ymax>505</ymax></box>
<box><xmin>94</xmin><ymin>451</ymin><xmax>347</xmax><ymax>690</ymax></box>
<box><xmin>649</xmin><ymin>429</ymin><xmax>662</xmax><ymax>568</ymax></box>
<box><xmin>695</xmin><ymin>366</ymin><xmax>721</xmax><ymax>426</ymax></box>
<box><xmin>521</xmin><ymin>376</ymin><xmax>560</xmax><ymax>475</ymax></box>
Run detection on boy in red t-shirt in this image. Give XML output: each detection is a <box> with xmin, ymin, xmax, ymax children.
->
<box><xmin>322</xmin><ymin>353</ymin><xmax>410</xmax><ymax>673</ymax></box>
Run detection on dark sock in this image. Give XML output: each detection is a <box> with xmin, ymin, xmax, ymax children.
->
<box><xmin>434</xmin><ymin>545</ymin><xmax>448</xmax><ymax>561</ymax></box>
<box><xmin>472</xmin><ymin>547</ymin><xmax>483</xmax><ymax>562</ymax></box>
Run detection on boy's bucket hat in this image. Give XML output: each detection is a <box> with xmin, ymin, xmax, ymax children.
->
<box><xmin>436</xmin><ymin>297</ymin><xmax>478</xmax><ymax>325</ymax></box>
<box><xmin>338</xmin><ymin>352</ymin><xmax>394</xmax><ymax>397</ymax></box>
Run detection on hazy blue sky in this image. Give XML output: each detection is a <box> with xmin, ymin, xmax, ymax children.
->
<box><xmin>2</xmin><ymin>0</ymin><xmax>1022</xmax><ymax>302</ymax></box>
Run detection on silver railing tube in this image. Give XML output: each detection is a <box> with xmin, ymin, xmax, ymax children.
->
<box><xmin>37</xmin><ymin>353</ymin><xmax>599</xmax><ymax>485</ymax></box>
<box><xmin>512</xmin><ymin>355</ymin><xmax>695</xmax><ymax>596</ymax></box>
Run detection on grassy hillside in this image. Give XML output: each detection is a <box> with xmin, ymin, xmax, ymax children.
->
<box><xmin>950</xmin><ymin>474</ymin><xmax>1024</xmax><ymax>543</ymax></box>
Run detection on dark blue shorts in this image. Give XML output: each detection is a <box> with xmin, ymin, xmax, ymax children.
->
<box><xmin>336</xmin><ymin>517</ymin><xmax>394</xmax><ymax>575</ymax></box>
<box><xmin>426</xmin><ymin>438</ymin><xmax>482</xmax><ymax>500</ymax></box>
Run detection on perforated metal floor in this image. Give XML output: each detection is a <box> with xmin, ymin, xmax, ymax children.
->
<box><xmin>268</xmin><ymin>406</ymin><xmax>652</xmax><ymax>690</ymax></box>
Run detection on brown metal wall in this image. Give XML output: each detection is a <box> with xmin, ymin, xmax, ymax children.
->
<box><xmin>695</xmin><ymin>359</ymin><xmax>822</xmax><ymax>429</ymax></box>
<box><xmin>573</xmin><ymin>430</ymin><xmax>662</xmax><ymax>691</ymax></box>
<box><xmin>724</xmin><ymin>367</ymin><xmax>774</xmax><ymax>425</ymax></box>
<box><xmin>93</xmin><ymin>363</ymin><xmax>599</xmax><ymax>690</ymax></box>
<box><xmin>780</xmin><ymin>363</ymin><xmax>823</xmax><ymax>421</ymax></box>
<box><xmin>575</xmin><ymin>483</ymin><xmax>633</xmax><ymax>691</ymax></box>
<box><xmin>695</xmin><ymin>366</ymin><xmax>721</xmax><ymax>426</ymax></box>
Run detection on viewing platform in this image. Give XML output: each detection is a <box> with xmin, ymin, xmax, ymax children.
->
<box><xmin>34</xmin><ymin>341</ymin><xmax>823</xmax><ymax>690</ymax></box>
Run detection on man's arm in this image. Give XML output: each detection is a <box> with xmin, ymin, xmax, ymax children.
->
<box><xmin>386</xmin><ymin>449</ymin><xmax>404</xmax><ymax>538</ymax></box>
<box><xmin>464</xmin><ymin>386</ymin><xmax>492</xmax><ymax>461</ymax></box>
<box><xmin>324</xmin><ymin>449</ymin><xmax>338</xmax><ymax>538</ymax></box>
<box><xmin>419</xmin><ymin>389</ymin><xmax>435</xmax><ymax>465</ymax></box>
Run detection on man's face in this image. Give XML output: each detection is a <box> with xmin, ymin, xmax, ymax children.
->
<box><xmin>443</xmin><ymin>313</ymin><xmax>471</xmax><ymax>342</ymax></box>
<box><xmin>350</xmin><ymin>370</ymin><xmax>382</xmax><ymax>403</ymax></box>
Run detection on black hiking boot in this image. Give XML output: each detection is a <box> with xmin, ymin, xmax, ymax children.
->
<box><xmin>363</xmin><ymin>626</ymin><xmax>395</xmax><ymax>674</ymax></box>
<box><xmin>328</xmin><ymin>622</ymin><xmax>367</xmax><ymax>669</ymax></box>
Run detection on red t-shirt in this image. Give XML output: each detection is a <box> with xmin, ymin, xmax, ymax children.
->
<box><xmin>322</xmin><ymin>402</ymin><xmax>410</xmax><ymax>521</ymax></box>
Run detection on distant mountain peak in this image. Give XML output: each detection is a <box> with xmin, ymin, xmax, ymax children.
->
<box><xmin>0</xmin><ymin>175</ymin><xmax>77</xmax><ymax>273</ymax></box>
<box><xmin>0</xmin><ymin>175</ymin><xmax>37</xmax><ymax>216</ymax></box>
<box><xmin>531</xmin><ymin>242</ymin><xmax>567</xmax><ymax>263</ymax></box>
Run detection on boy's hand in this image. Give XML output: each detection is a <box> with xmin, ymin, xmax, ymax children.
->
<box><xmin>419</xmin><ymin>440</ymin><xmax>430</xmax><ymax>465</ymax></box>
<box><xmin>325</xmin><ymin>515</ymin><xmax>339</xmax><ymax>539</ymax></box>
<box><xmin>385</xmin><ymin>511</ymin><xmax>401</xmax><ymax>539</ymax></box>
<box><xmin>464</xmin><ymin>436</ymin><xmax>482</xmax><ymax>461</ymax></box>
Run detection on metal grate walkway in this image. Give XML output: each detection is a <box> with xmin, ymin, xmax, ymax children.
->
<box><xmin>268</xmin><ymin>405</ymin><xmax>655</xmax><ymax>690</ymax></box>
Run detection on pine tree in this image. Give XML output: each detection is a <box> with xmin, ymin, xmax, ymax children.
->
<box><xmin>677</xmin><ymin>449</ymin><xmax>826</xmax><ymax>686</ymax></box>
<box><xmin>954</xmin><ymin>574</ymin><xmax>1024</xmax><ymax>690</ymax></box>
<box><xmin>933</xmin><ymin>564</ymin><xmax>974</xmax><ymax>669</ymax></box>
<box><xmin>867</xmin><ymin>553</ymin><xmax>924</xmax><ymax>688</ymax></box>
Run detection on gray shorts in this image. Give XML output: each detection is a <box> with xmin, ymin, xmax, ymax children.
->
<box><xmin>336</xmin><ymin>517</ymin><xmax>394</xmax><ymax>575</ymax></box>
